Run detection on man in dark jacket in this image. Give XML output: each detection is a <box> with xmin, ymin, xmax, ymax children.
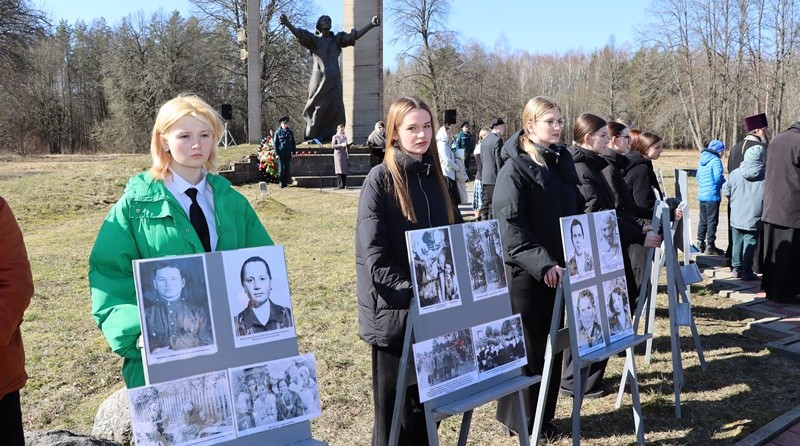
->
<box><xmin>453</xmin><ymin>121</ymin><xmax>474</xmax><ymax>176</ymax></box>
<box><xmin>274</xmin><ymin>116</ymin><xmax>297</xmax><ymax>188</ymax></box>
<box><xmin>761</xmin><ymin>122</ymin><xmax>800</xmax><ymax>304</ymax></box>
<box><xmin>0</xmin><ymin>197</ymin><xmax>33</xmax><ymax>446</ymax></box>
<box><xmin>479</xmin><ymin>117</ymin><xmax>506</xmax><ymax>220</ymax></box>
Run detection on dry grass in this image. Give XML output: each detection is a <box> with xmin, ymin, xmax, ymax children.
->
<box><xmin>2</xmin><ymin>147</ymin><xmax>796</xmax><ymax>445</ymax></box>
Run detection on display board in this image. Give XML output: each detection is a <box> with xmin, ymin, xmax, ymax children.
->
<box><xmin>130</xmin><ymin>246</ymin><xmax>325</xmax><ymax>446</ymax></box>
<box><xmin>389</xmin><ymin>220</ymin><xmax>539</xmax><ymax>446</ymax></box>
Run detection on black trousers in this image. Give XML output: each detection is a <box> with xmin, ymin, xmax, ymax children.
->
<box><xmin>371</xmin><ymin>345</ymin><xmax>429</xmax><ymax>446</ymax></box>
<box><xmin>446</xmin><ymin>177</ymin><xmax>460</xmax><ymax>206</ymax></box>
<box><xmin>278</xmin><ymin>153</ymin><xmax>292</xmax><ymax>187</ymax></box>
<box><xmin>480</xmin><ymin>184</ymin><xmax>495</xmax><ymax>221</ymax></box>
<box><xmin>0</xmin><ymin>391</ymin><xmax>24</xmax><ymax>446</ymax></box>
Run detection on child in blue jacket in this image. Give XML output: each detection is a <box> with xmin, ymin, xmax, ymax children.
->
<box><xmin>696</xmin><ymin>139</ymin><xmax>726</xmax><ymax>255</ymax></box>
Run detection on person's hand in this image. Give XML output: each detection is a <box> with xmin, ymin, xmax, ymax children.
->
<box><xmin>543</xmin><ymin>265</ymin><xmax>563</xmax><ymax>288</ymax></box>
<box><xmin>642</xmin><ymin>224</ymin><xmax>653</xmax><ymax>233</ymax></box>
<box><xmin>279</xmin><ymin>14</ymin><xmax>290</xmax><ymax>27</ymax></box>
<box><xmin>674</xmin><ymin>208</ymin><xmax>684</xmax><ymax>221</ymax></box>
<box><xmin>137</xmin><ymin>335</ymin><xmax>144</xmax><ymax>349</ymax></box>
<box><xmin>371</xmin><ymin>15</ymin><xmax>381</xmax><ymax>26</ymax></box>
<box><xmin>643</xmin><ymin>231</ymin><xmax>662</xmax><ymax>248</ymax></box>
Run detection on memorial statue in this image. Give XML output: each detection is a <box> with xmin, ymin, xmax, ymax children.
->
<box><xmin>279</xmin><ymin>13</ymin><xmax>381</xmax><ymax>142</ymax></box>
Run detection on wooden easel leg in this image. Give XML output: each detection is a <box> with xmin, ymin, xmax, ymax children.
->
<box><xmin>388</xmin><ymin>325</ymin><xmax>415</xmax><ymax>446</ymax></box>
<box><xmin>456</xmin><ymin>410</ymin><xmax>472</xmax><ymax>446</ymax></box>
<box><xmin>616</xmin><ymin>346</ymin><xmax>634</xmax><ymax>409</ymax></box>
<box><xmin>626</xmin><ymin>352</ymin><xmax>645</xmax><ymax>445</ymax></box>
<box><xmin>424</xmin><ymin>405</ymin><xmax>439</xmax><ymax>446</ymax></box>
<box><xmin>570</xmin><ymin>366</ymin><xmax>587</xmax><ymax>446</ymax></box>
<box><xmin>513</xmin><ymin>391</ymin><xmax>530</xmax><ymax>446</ymax></box>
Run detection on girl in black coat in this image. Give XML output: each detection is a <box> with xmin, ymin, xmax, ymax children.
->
<box><xmin>493</xmin><ymin>97</ymin><xmax>582</xmax><ymax>438</ymax></box>
<box><xmin>355</xmin><ymin>96</ymin><xmax>460</xmax><ymax>446</ymax></box>
<box><xmin>623</xmin><ymin>131</ymin><xmax>683</xmax><ymax>295</ymax></box>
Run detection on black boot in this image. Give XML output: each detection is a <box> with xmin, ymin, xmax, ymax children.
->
<box><xmin>704</xmin><ymin>242</ymin><xmax>724</xmax><ymax>256</ymax></box>
<box><xmin>342</xmin><ymin>174</ymin><xmax>348</xmax><ymax>189</ymax></box>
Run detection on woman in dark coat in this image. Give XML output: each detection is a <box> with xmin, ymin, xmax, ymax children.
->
<box><xmin>493</xmin><ymin>96</ymin><xmax>581</xmax><ymax>438</ymax></box>
<box><xmin>560</xmin><ymin>115</ymin><xmax>661</xmax><ymax>398</ymax></box>
<box><xmin>623</xmin><ymin>131</ymin><xmax>683</xmax><ymax>295</ymax></box>
<box><xmin>355</xmin><ymin>96</ymin><xmax>460</xmax><ymax>446</ymax></box>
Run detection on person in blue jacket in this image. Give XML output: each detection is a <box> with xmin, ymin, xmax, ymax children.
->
<box><xmin>696</xmin><ymin>139</ymin><xmax>726</xmax><ymax>255</ymax></box>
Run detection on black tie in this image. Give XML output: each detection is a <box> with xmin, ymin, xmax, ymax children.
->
<box><xmin>185</xmin><ymin>188</ymin><xmax>211</xmax><ymax>252</ymax></box>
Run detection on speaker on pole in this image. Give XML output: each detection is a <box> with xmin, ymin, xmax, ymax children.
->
<box><xmin>220</xmin><ymin>103</ymin><xmax>233</xmax><ymax>121</ymax></box>
<box><xmin>443</xmin><ymin>109</ymin><xmax>457</xmax><ymax>125</ymax></box>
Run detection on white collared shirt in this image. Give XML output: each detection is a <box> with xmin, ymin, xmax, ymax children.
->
<box><xmin>165</xmin><ymin>171</ymin><xmax>219</xmax><ymax>251</ymax></box>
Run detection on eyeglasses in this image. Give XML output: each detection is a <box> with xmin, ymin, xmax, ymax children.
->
<box><xmin>537</xmin><ymin>119</ymin><xmax>566</xmax><ymax>128</ymax></box>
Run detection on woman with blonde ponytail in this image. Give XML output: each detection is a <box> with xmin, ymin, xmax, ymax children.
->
<box><xmin>493</xmin><ymin>96</ymin><xmax>581</xmax><ymax>439</ymax></box>
<box><xmin>355</xmin><ymin>96</ymin><xmax>460</xmax><ymax>446</ymax></box>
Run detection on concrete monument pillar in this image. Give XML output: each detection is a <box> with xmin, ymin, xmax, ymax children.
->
<box><xmin>342</xmin><ymin>0</ymin><xmax>383</xmax><ymax>144</ymax></box>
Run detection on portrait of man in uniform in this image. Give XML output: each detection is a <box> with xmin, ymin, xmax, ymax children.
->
<box><xmin>144</xmin><ymin>261</ymin><xmax>213</xmax><ymax>354</ymax></box>
<box><xmin>234</xmin><ymin>256</ymin><xmax>294</xmax><ymax>336</ymax></box>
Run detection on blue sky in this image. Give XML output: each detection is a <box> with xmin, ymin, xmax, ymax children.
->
<box><xmin>37</xmin><ymin>0</ymin><xmax>650</xmax><ymax>65</ymax></box>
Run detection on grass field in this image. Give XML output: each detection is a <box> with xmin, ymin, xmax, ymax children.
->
<box><xmin>2</xmin><ymin>147</ymin><xmax>796</xmax><ymax>445</ymax></box>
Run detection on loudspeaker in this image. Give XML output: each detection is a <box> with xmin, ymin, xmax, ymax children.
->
<box><xmin>443</xmin><ymin>109</ymin><xmax>457</xmax><ymax>125</ymax></box>
<box><xmin>220</xmin><ymin>103</ymin><xmax>232</xmax><ymax>121</ymax></box>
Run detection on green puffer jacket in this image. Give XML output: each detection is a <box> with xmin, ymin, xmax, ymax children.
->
<box><xmin>88</xmin><ymin>172</ymin><xmax>273</xmax><ymax>388</ymax></box>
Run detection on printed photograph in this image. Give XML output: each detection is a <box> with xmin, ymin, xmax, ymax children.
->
<box><xmin>228</xmin><ymin>354</ymin><xmax>321</xmax><ymax>435</ymax></box>
<box><xmin>135</xmin><ymin>255</ymin><xmax>218</xmax><ymax>365</ymax></box>
<box><xmin>594</xmin><ymin>210</ymin><xmax>624</xmax><ymax>274</ymax></box>
<box><xmin>571</xmin><ymin>285</ymin><xmax>607</xmax><ymax>356</ymax></box>
<box><xmin>128</xmin><ymin>370</ymin><xmax>235</xmax><ymax>446</ymax></box>
<box><xmin>412</xmin><ymin>328</ymin><xmax>478</xmax><ymax>402</ymax></box>
<box><xmin>603</xmin><ymin>276</ymin><xmax>634</xmax><ymax>342</ymax></box>
<box><xmin>561</xmin><ymin>215</ymin><xmax>596</xmax><ymax>283</ymax></box>
<box><xmin>463</xmin><ymin>220</ymin><xmax>508</xmax><ymax>301</ymax></box>
<box><xmin>408</xmin><ymin>226</ymin><xmax>462</xmax><ymax>314</ymax></box>
<box><xmin>222</xmin><ymin>246</ymin><xmax>296</xmax><ymax>348</ymax></box>
<box><xmin>471</xmin><ymin>314</ymin><xmax>527</xmax><ymax>380</ymax></box>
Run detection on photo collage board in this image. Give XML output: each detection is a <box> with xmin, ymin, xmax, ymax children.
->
<box><xmin>406</xmin><ymin>220</ymin><xmax>524</xmax><ymax>403</ymax></box>
<box><xmin>130</xmin><ymin>246</ymin><xmax>321</xmax><ymax>446</ymax></box>
<box><xmin>559</xmin><ymin>210</ymin><xmax>635</xmax><ymax>358</ymax></box>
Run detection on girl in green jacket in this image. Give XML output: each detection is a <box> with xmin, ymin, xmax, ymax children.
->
<box><xmin>88</xmin><ymin>94</ymin><xmax>273</xmax><ymax>388</ymax></box>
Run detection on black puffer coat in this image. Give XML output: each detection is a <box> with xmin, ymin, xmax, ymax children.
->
<box><xmin>570</xmin><ymin>145</ymin><xmax>645</xmax><ymax>247</ymax></box>
<box><xmin>355</xmin><ymin>151</ymin><xmax>461</xmax><ymax>348</ymax></box>
<box><xmin>493</xmin><ymin>132</ymin><xmax>582</xmax><ymax>280</ymax></box>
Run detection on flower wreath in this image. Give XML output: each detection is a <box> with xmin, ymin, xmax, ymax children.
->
<box><xmin>257</xmin><ymin>137</ymin><xmax>279</xmax><ymax>183</ymax></box>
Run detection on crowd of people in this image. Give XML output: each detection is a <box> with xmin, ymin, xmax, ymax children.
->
<box><xmin>3</xmin><ymin>82</ymin><xmax>797</xmax><ymax>446</ymax></box>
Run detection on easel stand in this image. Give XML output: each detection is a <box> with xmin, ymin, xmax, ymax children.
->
<box><xmin>534</xmin><ymin>288</ymin><xmax>649</xmax><ymax>446</ymax></box>
<box><xmin>620</xmin><ymin>202</ymin><xmax>707</xmax><ymax>418</ymax></box>
<box><xmin>221</xmin><ymin>121</ymin><xmax>236</xmax><ymax>149</ymax></box>
<box><xmin>388</xmin><ymin>222</ymin><xmax>540</xmax><ymax>446</ymax></box>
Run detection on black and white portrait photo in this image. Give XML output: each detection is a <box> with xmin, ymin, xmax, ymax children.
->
<box><xmin>128</xmin><ymin>370</ymin><xmax>235</xmax><ymax>446</ymax></box>
<box><xmin>408</xmin><ymin>226</ymin><xmax>462</xmax><ymax>314</ymax></box>
<box><xmin>463</xmin><ymin>220</ymin><xmax>508</xmax><ymax>301</ymax></box>
<box><xmin>561</xmin><ymin>215</ymin><xmax>596</xmax><ymax>283</ymax></box>
<box><xmin>222</xmin><ymin>246</ymin><xmax>296</xmax><ymax>348</ymax></box>
<box><xmin>135</xmin><ymin>255</ymin><xmax>218</xmax><ymax>365</ymax></box>
<box><xmin>594</xmin><ymin>210</ymin><xmax>624</xmax><ymax>274</ymax></box>
<box><xmin>229</xmin><ymin>354</ymin><xmax>321</xmax><ymax>435</ymax></box>
<box><xmin>571</xmin><ymin>285</ymin><xmax>606</xmax><ymax>356</ymax></box>
<box><xmin>603</xmin><ymin>277</ymin><xmax>634</xmax><ymax>342</ymax></box>
<box><xmin>472</xmin><ymin>314</ymin><xmax>527</xmax><ymax>380</ymax></box>
<box><xmin>412</xmin><ymin>328</ymin><xmax>478</xmax><ymax>402</ymax></box>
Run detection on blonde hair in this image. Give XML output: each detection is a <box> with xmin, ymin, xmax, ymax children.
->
<box><xmin>384</xmin><ymin>96</ymin><xmax>456</xmax><ymax>224</ymax></box>
<box><xmin>520</xmin><ymin>96</ymin><xmax>561</xmax><ymax>166</ymax></box>
<box><xmin>149</xmin><ymin>94</ymin><xmax>224</xmax><ymax>180</ymax></box>
<box><xmin>478</xmin><ymin>127</ymin><xmax>490</xmax><ymax>142</ymax></box>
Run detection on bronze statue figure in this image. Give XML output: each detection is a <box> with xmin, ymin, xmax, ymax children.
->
<box><xmin>280</xmin><ymin>13</ymin><xmax>380</xmax><ymax>142</ymax></box>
